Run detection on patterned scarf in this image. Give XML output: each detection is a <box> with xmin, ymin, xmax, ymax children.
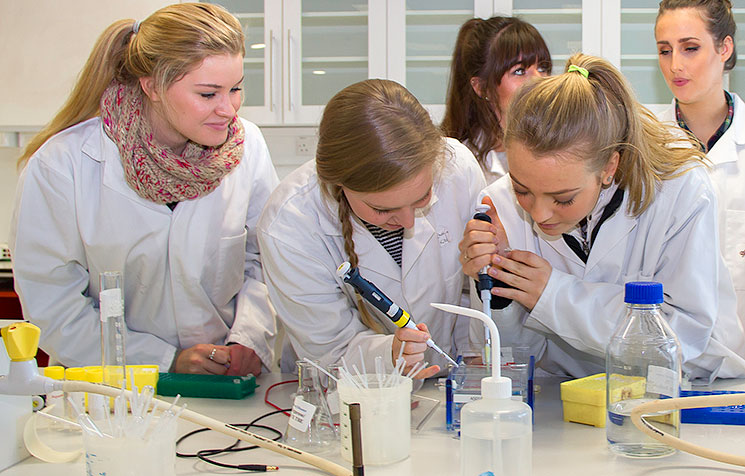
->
<box><xmin>100</xmin><ymin>81</ymin><xmax>244</xmax><ymax>204</ymax></box>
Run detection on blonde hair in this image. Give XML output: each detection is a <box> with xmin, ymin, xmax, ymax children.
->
<box><xmin>504</xmin><ymin>53</ymin><xmax>708</xmax><ymax>216</ymax></box>
<box><xmin>316</xmin><ymin>79</ymin><xmax>445</xmax><ymax>332</ymax></box>
<box><xmin>18</xmin><ymin>3</ymin><xmax>244</xmax><ymax>167</ymax></box>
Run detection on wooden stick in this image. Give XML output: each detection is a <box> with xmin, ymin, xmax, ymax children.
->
<box><xmin>630</xmin><ymin>393</ymin><xmax>745</xmax><ymax>467</ymax></box>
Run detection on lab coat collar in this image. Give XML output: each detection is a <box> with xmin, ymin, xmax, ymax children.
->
<box><xmin>583</xmin><ymin>191</ymin><xmax>636</xmax><ymax>275</ymax></box>
<box><xmin>351</xmin><ymin>191</ymin><xmax>440</xmax><ymax>282</ymax></box>
<box><xmin>81</xmin><ymin>122</ymin><xmax>171</xmax><ymax>214</ymax></box>
<box><xmin>707</xmin><ymin>93</ymin><xmax>745</xmax><ymax>165</ymax></box>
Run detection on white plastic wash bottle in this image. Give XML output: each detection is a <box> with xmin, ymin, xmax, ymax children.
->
<box><xmin>431</xmin><ymin>303</ymin><xmax>532</xmax><ymax>476</ymax></box>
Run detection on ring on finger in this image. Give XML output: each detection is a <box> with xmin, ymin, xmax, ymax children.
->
<box><xmin>208</xmin><ymin>347</ymin><xmax>217</xmax><ymax>361</ymax></box>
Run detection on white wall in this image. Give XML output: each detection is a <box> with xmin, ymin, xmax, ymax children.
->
<box><xmin>0</xmin><ymin>149</ymin><xmax>21</xmax><ymax>247</ymax></box>
<box><xmin>0</xmin><ymin>0</ymin><xmax>173</xmax><ymax>128</ymax></box>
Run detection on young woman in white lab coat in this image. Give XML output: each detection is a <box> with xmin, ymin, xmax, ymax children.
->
<box><xmin>10</xmin><ymin>4</ymin><xmax>278</xmax><ymax>376</ymax></box>
<box><xmin>441</xmin><ymin>16</ymin><xmax>551</xmax><ymax>184</ymax></box>
<box><xmin>461</xmin><ymin>54</ymin><xmax>745</xmax><ymax>381</ymax></box>
<box><xmin>655</xmin><ymin>0</ymin><xmax>745</xmax><ymax>328</ymax></box>
<box><xmin>258</xmin><ymin>79</ymin><xmax>485</xmax><ymax>378</ymax></box>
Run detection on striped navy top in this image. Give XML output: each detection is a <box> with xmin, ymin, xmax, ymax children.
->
<box><xmin>363</xmin><ymin>221</ymin><xmax>404</xmax><ymax>267</ymax></box>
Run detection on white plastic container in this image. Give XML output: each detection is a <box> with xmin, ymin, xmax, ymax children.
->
<box><xmin>82</xmin><ymin>416</ymin><xmax>177</xmax><ymax>476</ymax></box>
<box><xmin>338</xmin><ymin>374</ymin><xmax>412</xmax><ymax>465</ymax></box>
<box><xmin>460</xmin><ymin>392</ymin><xmax>532</xmax><ymax>475</ymax></box>
<box><xmin>430</xmin><ymin>303</ymin><xmax>532</xmax><ymax>476</ymax></box>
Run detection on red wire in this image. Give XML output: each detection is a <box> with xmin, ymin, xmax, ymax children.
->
<box><xmin>264</xmin><ymin>379</ymin><xmax>297</xmax><ymax>416</ymax></box>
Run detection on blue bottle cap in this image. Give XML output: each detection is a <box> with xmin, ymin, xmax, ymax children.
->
<box><xmin>624</xmin><ymin>281</ymin><xmax>663</xmax><ymax>304</ymax></box>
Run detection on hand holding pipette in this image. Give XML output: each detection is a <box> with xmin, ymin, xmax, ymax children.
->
<box><xmin>459</xmin><ymin>196</ymin><xmax>511</xmax><ymax>280</ymax></box>
<box><xmin>337</xmin><ymin>262</ymin><xmax>459</xmax><ymax>373</ymax></box>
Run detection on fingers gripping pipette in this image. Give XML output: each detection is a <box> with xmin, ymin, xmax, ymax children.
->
<box><xmin>336</xmin><ymin>262</ymin><xmax>459</xmax><ymax>368</ymax></box>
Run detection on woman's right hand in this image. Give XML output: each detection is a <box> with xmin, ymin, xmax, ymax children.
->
<box><xmin>459</xmin><ymin>195</ymin><xmax>510</xmax><ymax>279</ymax></box>
<box><xmin>391</xmin><ymin>323</ymin><xmax>440</xmax><ymax>379</ymax></box>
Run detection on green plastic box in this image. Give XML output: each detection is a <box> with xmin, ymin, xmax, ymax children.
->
<box><xmin>156</xmin><ymin>373</ymin><xmax>257</xmax><ymax>399</ymax></box>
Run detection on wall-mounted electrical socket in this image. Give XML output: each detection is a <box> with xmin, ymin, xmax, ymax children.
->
<box><xmin>295</xmin><ymin>136</ymin><xmax>316</xmax><ymax>156</ymax></box>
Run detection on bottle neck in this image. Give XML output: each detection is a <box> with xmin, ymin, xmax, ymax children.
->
<box><xmin>626</xmin><ymin>302</ymin><xmax>662</xmax><ymax>311</ymax></box>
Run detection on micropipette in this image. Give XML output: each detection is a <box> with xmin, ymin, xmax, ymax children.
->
<box><xmin>336</xmin><ymin>261</ymin><xmax>459</xmax><ymax>367</ymax></box>
<box><xmin>472</xmin><ymin>204</ymin><xmax>494</xmax><ymax>366</ymax></box>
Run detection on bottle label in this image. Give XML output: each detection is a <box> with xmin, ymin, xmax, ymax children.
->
<box><xmin>288</xmin><ymin>396</ymin><xmax>316</xmax><ymax>432</ymax></box>
<box><xmin>100</xmin><ymin>289</ymin><xmax>123</xmax><ymax>321</ymax></box>
<box><xmin>646</xmin><ymin>365</ymin><xmax>677</xmax><ymax>397</ymax></box>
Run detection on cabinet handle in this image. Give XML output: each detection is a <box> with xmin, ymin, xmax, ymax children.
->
<box><xmin>287</xmin><ymin>29</ymin><xmax>294</xmax><ymax>112</ymax></box>
<box><xmin>269</xmin><ymin>30</ymin><xmax>277</xmax><ymax>112</ymax></box>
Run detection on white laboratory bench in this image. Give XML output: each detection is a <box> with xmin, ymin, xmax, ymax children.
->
<box><xmin>2</xmin><ymin>373</ymin><xmax>744</xmax><ymax>476</ymax></box>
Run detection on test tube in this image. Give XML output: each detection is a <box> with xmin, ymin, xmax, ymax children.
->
<box><xmin>100</xmin><ymin>271</ymin><xmax>127</xmax><ymax>389</ymax></box>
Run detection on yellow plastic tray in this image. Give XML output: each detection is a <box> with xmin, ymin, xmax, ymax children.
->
<box><xmin>560</xmin><ymin>373</ymin><xmax>646</xmax><ymax>428</ymax></box>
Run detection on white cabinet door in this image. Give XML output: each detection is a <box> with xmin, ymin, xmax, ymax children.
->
<box><xmin>509</xmin><ymin>0</ymin><xmax>586</xmax><ymax>73</ymax></box>
<box><xmin>387</xmin><ymin>0</ymin><xmax>491</xmax><ymax>122</ymax></box>
<box><xmin>207</xmin><ymin>1</ymin><xmax>283</xmax><ymax>124</ymax></box>
<box><xmin>283</xmin><ymin>0</ymin><xmax>380</xmax><ymax>124</ymax></box>
<box><xmin>211</xmin><ymin>0</ymin><xmax>384</xmax><ymax>126</ymax></box>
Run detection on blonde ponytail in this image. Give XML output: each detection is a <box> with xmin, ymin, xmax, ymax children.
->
<box><xmin>504</xmin><ymin>52</ymin><xmax>707</xmax><ymax>216</ymax></box>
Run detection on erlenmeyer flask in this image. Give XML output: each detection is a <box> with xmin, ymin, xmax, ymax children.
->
<box><xmin>284</xmin><ymin>360</ymin><xmax>338</xmax><ymax>453</ymax></box>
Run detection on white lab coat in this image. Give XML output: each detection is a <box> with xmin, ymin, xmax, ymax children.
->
<box><xmin>659</xmin><ymin>93</ymin><xmax>745</xmax><ymax>329</ymax></box>
<box><xmin>9</xmin><ymin>117</ymin><xmax>279</xmax><ymax>371</ymax></box>
<box><xmin>258</xmin><ymin>139</ymin><xmax>486</xmax><ymax>374</ymax></box>
<box><xmin>463</xmin><ymin>138</ymin><xmax>508</xmax><ymax>185</ymax></box>
<box><xmin>476</xmin><ymin>166</ymin><xmax>745</xmax><ymax>381</ymax></box>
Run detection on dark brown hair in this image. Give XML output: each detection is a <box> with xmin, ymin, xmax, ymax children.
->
<box><xmin>657</xmin><ymin>0</ymin><xmax>736</xmax><ymax>70</ymax></box>
<box><xmin>441</xmin><ymin>16</ymin><xmax>551</xmax><ymax>167</ymax></box>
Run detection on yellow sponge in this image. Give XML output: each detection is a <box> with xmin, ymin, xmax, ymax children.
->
<box><xmin>560</xmin><ymin>373</ymin><xmax>646</xmax><ymax>428</ymax></box>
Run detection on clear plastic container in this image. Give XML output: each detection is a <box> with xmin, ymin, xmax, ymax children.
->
<box><xmin>460</xmin><ymin>394</ymin><xmax>532</xmax><ymax>475</ymax></box>
<box><xmin>606</xmin><ymin>281</ymin><xmax>681</xmax><ymax>458</ymax></box>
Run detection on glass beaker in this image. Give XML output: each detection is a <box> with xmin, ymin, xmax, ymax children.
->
<box><xmin>325</xmin><ymin>364</ymin><xmax>343</xmax><ymax>424</ymax></box>
<box><xmin>284</xmin><ymin>360</ymin><xmax>338</xmax><ymax>453</ymax></box>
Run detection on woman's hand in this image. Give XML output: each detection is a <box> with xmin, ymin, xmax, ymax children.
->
<box><xmin>226</xmin><ymin>344</ymin><xmax>262</xmax><ymax>377</ymax></box>
<box><xmin>488</xmin><ymin>249</ymin><xmax>552</xmax><ymax>311</ymax></box>
<box><xmin>391</xmin><ymin>323</ymin><xmax>440</xmax><ymax>379</ymax></box>
<box><xmin>172</xmin><ymin>343</ymin><xmax>232</xmax><ymax>375</ymax></box>
<box><xmin>459</xmin><ymin>195</ymin><xmax>510</xmax><ymax>279</ymax></box>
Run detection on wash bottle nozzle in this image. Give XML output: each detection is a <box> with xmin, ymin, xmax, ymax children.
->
<box><xmin>337</xmin><ymin>262</ymin><xmax>459</xmax><ymax>368</ymax></box>
<box><xmin>430</xmin><ymin>303</ymin><xmax>511</xmax><ymax>399</ymax></box>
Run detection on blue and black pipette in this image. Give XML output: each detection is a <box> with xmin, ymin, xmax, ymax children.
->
<box><xmin>336</xmin><ymin>261</ymin><xmax>459</xmax><ymax>367</ymax></box>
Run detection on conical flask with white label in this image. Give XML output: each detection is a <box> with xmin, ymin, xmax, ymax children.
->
<box><xmin>284</xmin><ymin>360</ymin><xmax>337</xmax><ymax>453</ymax></box>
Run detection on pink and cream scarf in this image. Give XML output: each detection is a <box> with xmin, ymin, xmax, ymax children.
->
<box><xmin>100</xmin><ymin>81</ymin><xmax>245</xmax><ymax>204</ymax></box>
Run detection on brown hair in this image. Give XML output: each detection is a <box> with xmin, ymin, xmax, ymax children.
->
<box><xmin>504</xmin><ymin>53</ymin><xmax>708</xmax><ymax>216</ymax></box>
<box><xmin>18</xmin><ymin>3</ymin><xmax>244</xmax><ymax>167</ymax></box>
<box><xmin>316</xmin><ymin>79</ymin><xmax>445</xmax><ymax>332</ymax></box>
<box><xmin>441</xmin><ymin>16</ymin><xmax>551</xmax><ymax>167</ymax></box>
<box><xmin>657</xmin><ymin>0</ymin><xmax>736</xmax><ymax>70</ymax></box>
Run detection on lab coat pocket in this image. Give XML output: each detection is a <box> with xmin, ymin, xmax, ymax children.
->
<box><xmin>206</xmin><ymin>229</ymin><xmax>248</xmax><ymax>306</ymax></box>
<box><xmin>723</xmin><ymin>209</ymin><xmax>745</xmax><ymax>291</ymax></box>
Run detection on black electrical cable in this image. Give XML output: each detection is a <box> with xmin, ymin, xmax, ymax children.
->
<box><xmin>176</xmin><ymin>408</ymin><xmax>290</xmax><ymax>472</ymax></box>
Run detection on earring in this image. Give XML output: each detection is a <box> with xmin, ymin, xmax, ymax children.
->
<box><xmin>604</xmin><ymin>175</ymin><xmax>614</xmax><ymax>185</ymax></box>
<box><xmin>483</xmin><ymin>96</ymin><xmax>489</xmax><ymax>101</ymax></box>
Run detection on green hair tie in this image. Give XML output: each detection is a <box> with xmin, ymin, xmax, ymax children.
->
<box><xmin>567</xmin><ymin>64</ymin><xmax>589</xmax><ymax>78</ymax></box>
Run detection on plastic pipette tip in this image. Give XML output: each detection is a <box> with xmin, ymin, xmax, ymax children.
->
<box><xmin>428</xmin><ymin>340</ymin><xmax>459</xmax><ymax>367</ymax></box>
